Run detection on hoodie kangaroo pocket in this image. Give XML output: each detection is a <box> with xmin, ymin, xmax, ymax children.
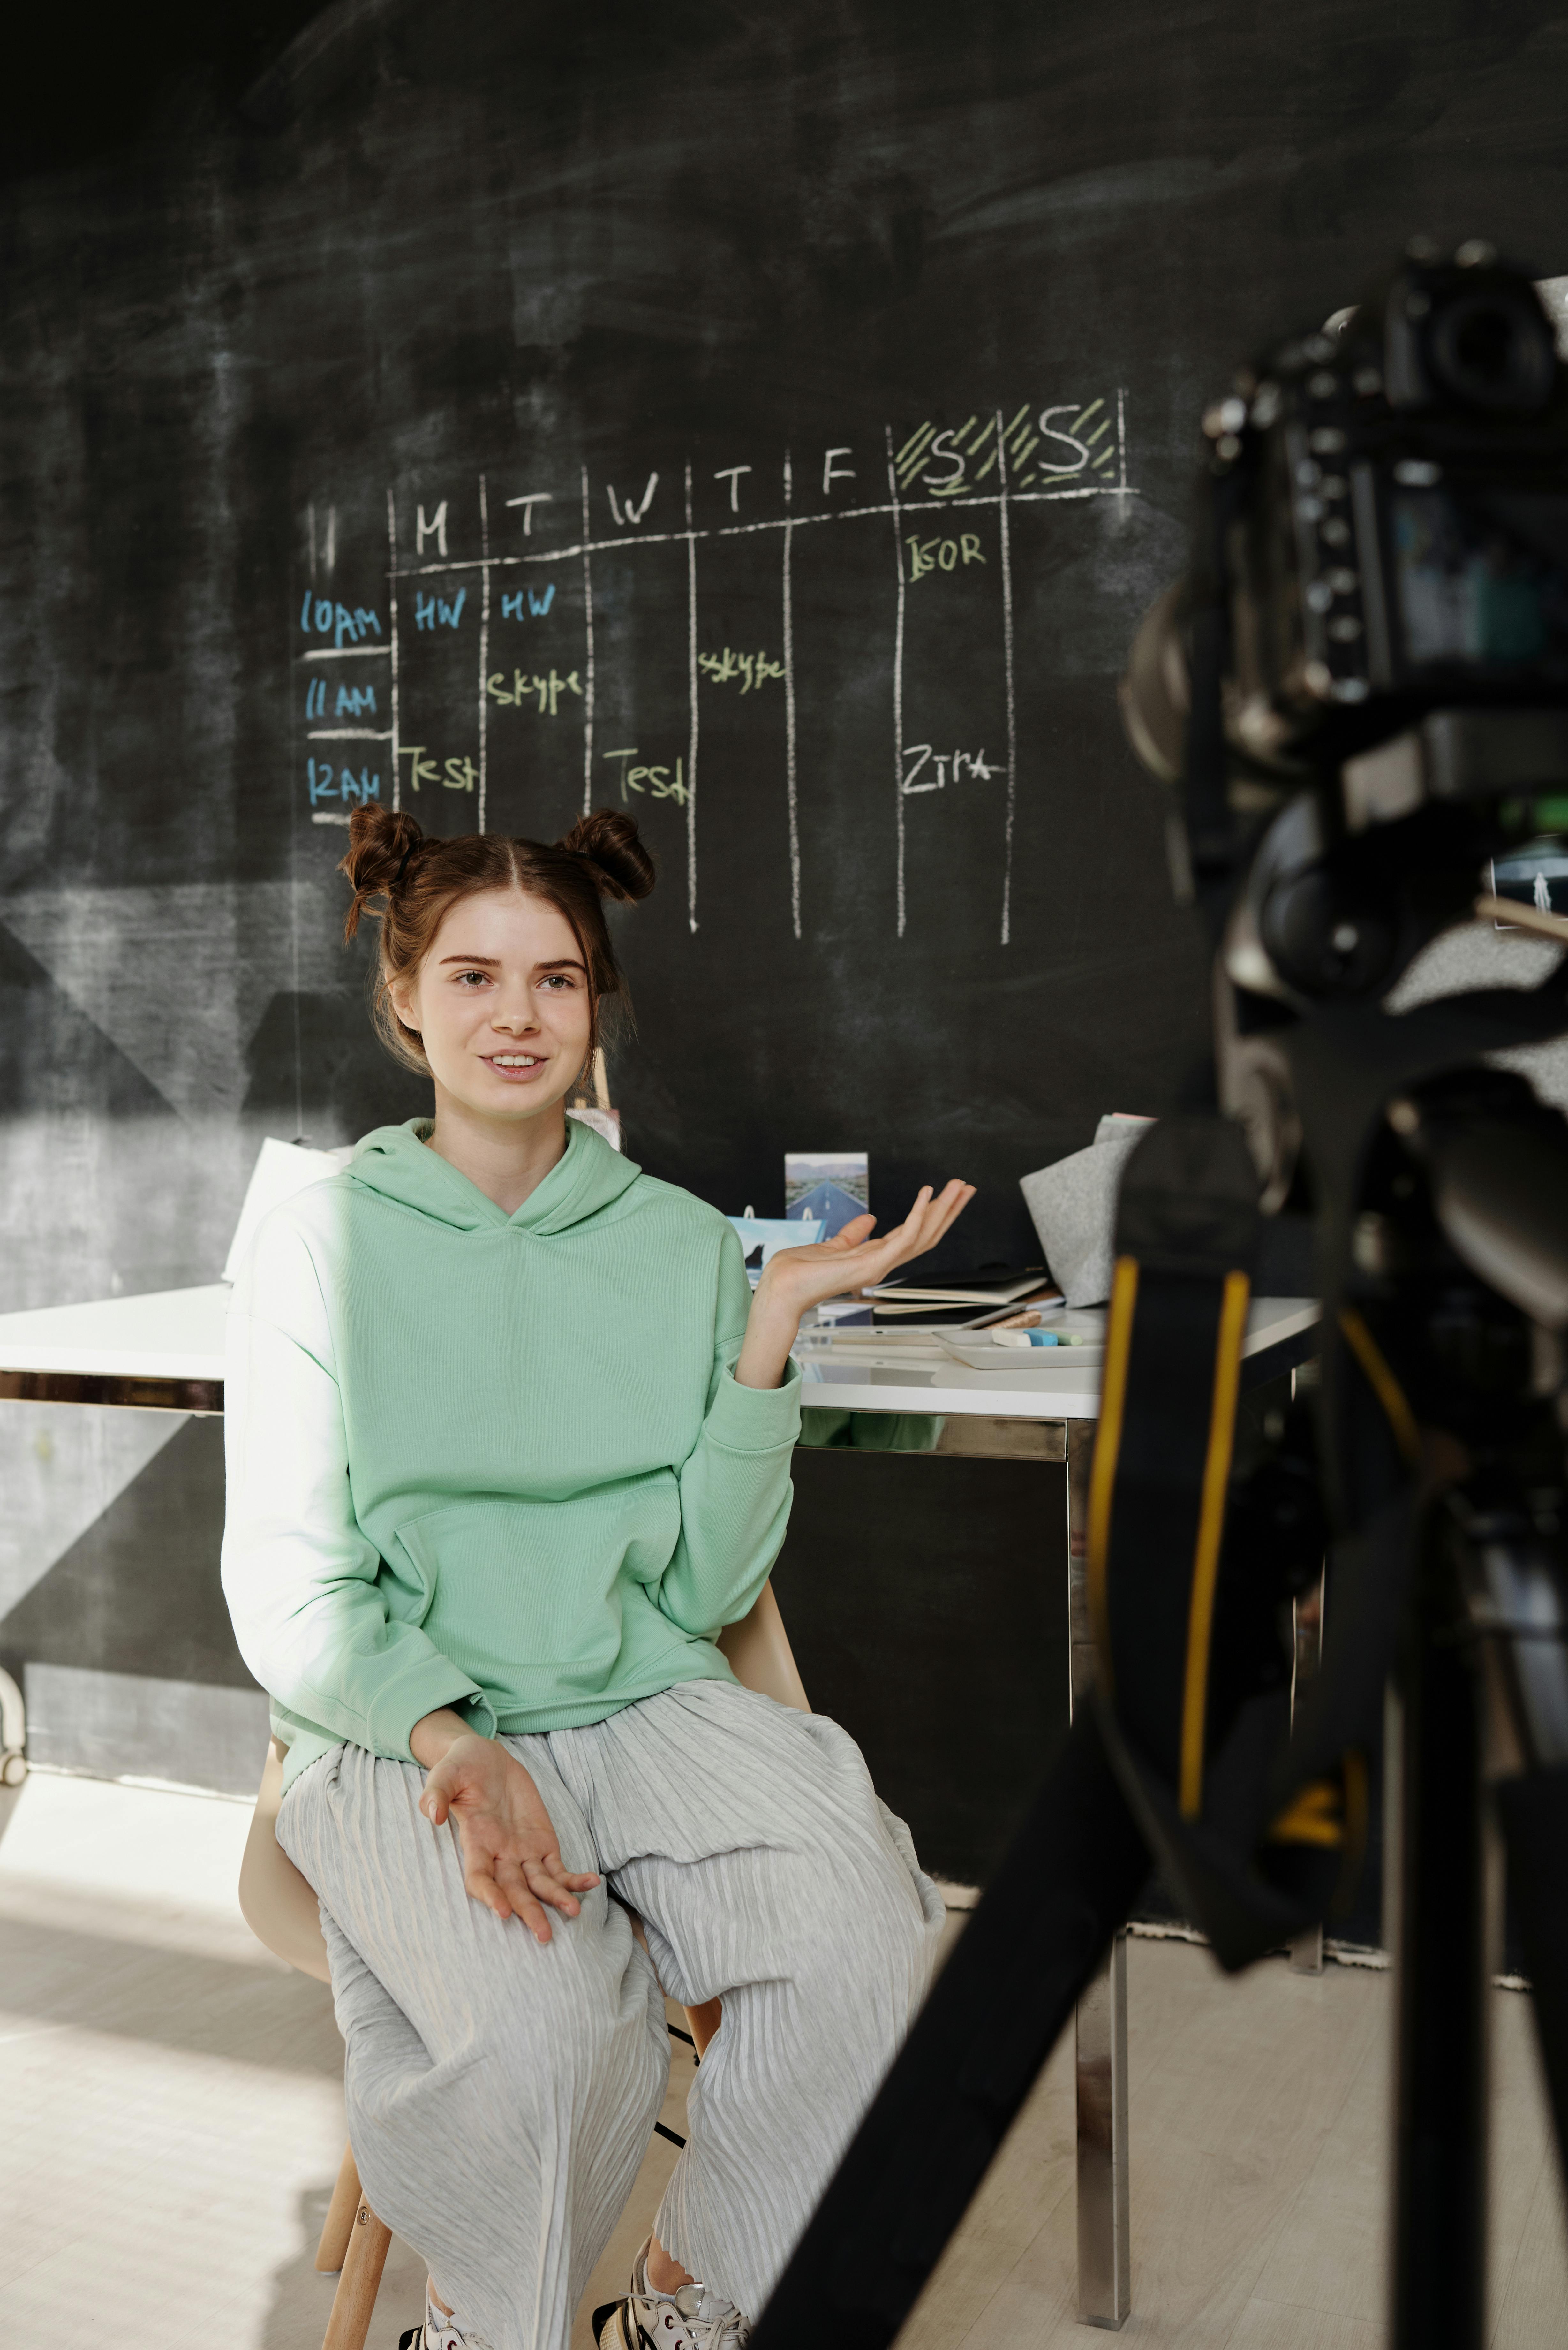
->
<box><xmin>393</xmin><ymin>1485</ymin><xmax>682</xmax><ymax>1709</ymax></box>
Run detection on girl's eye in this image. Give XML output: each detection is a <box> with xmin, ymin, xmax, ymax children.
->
<box><xmin>455</xmin><ymin>970</ymin><xmax>490</xmax><ymax>987</ymax></box>
<box><xmin>540</xmin><ymin>974</ymin><xmax>575</xmax><ymax>990</ymax></box>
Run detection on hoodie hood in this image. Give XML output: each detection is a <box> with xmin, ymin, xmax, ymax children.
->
<box><xmin>343</xmin><ymin>1114</ymin><xmax>644</xmax><ymax>1235</ymax></box>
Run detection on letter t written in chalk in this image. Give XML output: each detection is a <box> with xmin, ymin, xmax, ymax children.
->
<box><xmin>823</xmin><ymin>449</ymin><xmax>855</xmax><ymax>496</ymax></box>
<box><xmin>714</xmin><ymin>466</ymin><xmax>752</xmax><ymax>512</ymax></box>
<box><xmin>505</xmin><ymin>493</ymin><xmax>554</xmax><ymax>536</ymax></box>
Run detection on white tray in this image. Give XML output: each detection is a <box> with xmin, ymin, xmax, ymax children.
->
<box><xmin>935</xmin><ymin>1318</ymin><xmax>1106</xmax><ymax>1372</ymax></box>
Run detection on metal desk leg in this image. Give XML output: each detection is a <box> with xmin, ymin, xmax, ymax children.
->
<box><xmin>0</xmin><ymin>1664</ymin><xmax>25</xmax><ymax>1785</ymax></box>
<box><xmin>1066</xmin><ymin>1420</ymin><xmax>1130</xmax><ymax>2326</ymax></box>
<box><xmin>1288</xmin><ymin>1569</ymin><xmax>1325</xmax><ymax>1975</ymax></box>
<box><xmin>1076</xmin><ymin>1928</ymin><xmax>1131</xmax><ymax>2325</ymax></box>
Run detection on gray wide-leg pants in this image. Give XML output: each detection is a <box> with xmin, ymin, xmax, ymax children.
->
<box><xmin>277</xmin><ymin>1679</ymin><xmax>945</xmax><ymax>2350</ymax></box>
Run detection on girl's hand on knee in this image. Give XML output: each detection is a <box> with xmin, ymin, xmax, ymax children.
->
<box><xmin>416</xmin><ymin>1728</ymin><xmax>599</xmax><ymax>1942</ymax></box>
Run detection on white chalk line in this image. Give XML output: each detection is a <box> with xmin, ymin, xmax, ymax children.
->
<box><xmin>306</xmin><ymin>728</ymin><xmax>394</xmax><ymax>741</ymax></box>
<box><xmin>782</xmin><ymin>448</ymin><xmax>800</xmax><ymax>941</ymax></box>
<box><xmin>885</xmin><ymin>426</ymin><xmax>907</xmax><ymax>942</ymax></box>
<box><xmin>685</xmin><ymin>461</ymin><xmax>699</xmax><ymax>934</ymax></box>
<box><xmin>478</xmin><ymin>473</ymin><xmax>490</xmax><ymax>833</ymax></box>
<box><xmin>386</xmin><ymin>488</ymin><xmax>401</xmax><ymax>813</ymax></box>
<box><xmin>299</xmin><ymin>645</ymin><xmax>391</xmax><ymax>660</ymax></box>
<box><xmin>581</xmin><ymin>466</ymin><xmax>595</xmax><ymax>817</ymax></box>
<box><xmin>384</xmin><ymin>479</ymin><xmax>1138</xmax><ymax>576</ymax></box>
<box><xmin>996</xmin><ymin>410</ymin><xmax>1017</xmax><ymax>950</ymax></box>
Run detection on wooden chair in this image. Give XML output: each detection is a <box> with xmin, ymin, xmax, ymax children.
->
<box><xmin>238</xmin><ymin>1583</ymin><xmax>811</xmax><ymax>2350</ymax></box>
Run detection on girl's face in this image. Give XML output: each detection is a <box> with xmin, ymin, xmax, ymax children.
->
<box><xmin>390</xmin><ymin>886</ymin><xmax>594</xmax><ymax>1126</ymax></box>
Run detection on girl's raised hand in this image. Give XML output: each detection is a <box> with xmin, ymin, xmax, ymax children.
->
<box><xmin>734</xmin><ymin>1179</ymin><xmax>976</xmax><ymax>1390</ymax></box>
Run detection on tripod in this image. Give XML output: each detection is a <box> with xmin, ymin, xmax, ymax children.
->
<box><xmin>1376</xmin><ymin>1072</ymin><xmax>1568</xmax><ymax>2343</ymax></box>
<box><xmin>750</xmin><ymin>1003</ymin><xmax>1568</xmax><ymax>2350</ymax></box>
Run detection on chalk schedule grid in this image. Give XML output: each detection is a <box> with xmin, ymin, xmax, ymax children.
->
<box><xmin>296</xmin><ymin>396</ymin><xmax>1134</xmax><ymax>947</ymax></box>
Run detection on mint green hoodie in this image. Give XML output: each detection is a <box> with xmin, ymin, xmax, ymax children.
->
<box><xmin>221</xmin><ymin>1118</ymin><xmax>802</xmax><ymax>1791</ymax></box>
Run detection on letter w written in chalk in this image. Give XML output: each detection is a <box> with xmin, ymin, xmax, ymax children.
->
<box><xmin>607</xmin><ymin>475</ymin><xmax>658</xmax><ymax>527</ymax></box>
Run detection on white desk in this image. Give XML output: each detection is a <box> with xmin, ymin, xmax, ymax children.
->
<box><xmin>0</xmin><ymin>1280</ymin><xmax>1319</xmax><ymax>2329</ymax></box>
<box><xmin>0</xmin><ymin>1284</ymin><xmax>1319</xmax><ymax>1421</ymax></box>
<box><xmin>0</xmin><ymin>1284</ymin><xmax>230</xmax><ymax>1410</ymax></box>
<box><xmin>796</xmin><ymin>1297</ymin><xmax>1319</xmax><ymax>1420</ymax></box>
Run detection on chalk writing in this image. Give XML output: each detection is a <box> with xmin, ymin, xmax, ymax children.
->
<box><xmin>500</xmin><ymin>583</ymin><xmax>556</xmax><ymax>620</ymax></box>
<box><xmin>307</xmin><ymin>678</ymin><xmax>379</xmax><ymax>718</ymax></box>
<box><xmin>607</xmin><ymin>475</ymin><xmax>658</xmax><ymax>527</ymax></box>
<box><xmin>415</xmin><ymin>589</ymin><xmax>467</xmax><ymax>630</ymax></box>
<box><xmin>311</xmin><ymin>394</ymin><xmax>1133</xmax><ymax>939</ymax></box>
<box><xmin>892</xmin><ymin>398</ymin><xmax>1120</xmax><ymax>497</ymax></box>
<box><xmin>698</xmin><ymin>647</ymin><xmax>783</xmax><ymax>692</ymax></box>
<box><xmin>901</xmin><ymin>745</ymin><xmax>1000</xmax><ymax>795</ymax></box>
<box><xmin>300</xmin><ymin>594</ymin><xmax>382</xmax><ymax>646</ymax></box>
<box><xmin>487</xmin><ymin>668</ymin><xmax>582</xmax><ymax>715</ymax></box>
<box><xmin>602</xmin><ymin>748</ymin><xmax>690</xmax><ymax>806</ymax></box>
<box><xmin>307</xmin><ymin>758</ymin><xmax>381</xmax><ymax>807</ymax></box>
<box><xmin>398</xmin><ymin>746</ymin><xmax>478</xmax><ymax>793</ymax></box>
<box><xmin>903</xmin><ymin>532</ymin><xmax>985</xmax><ymax>581</ymax></box>
<box><xmin>505</xmin><ymin>492</ymin><xmax>553</xmax><ymax>534</ymax></box>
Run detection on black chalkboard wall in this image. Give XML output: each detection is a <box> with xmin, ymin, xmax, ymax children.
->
<box><xmin>4</xmin><ymin>3</ymin><xmax>1568</xmax><ymax>1817</ymax></box>
<box><xmin>6</xmin><ymin>0</ymin><xmax>1568</xmax><ymax>1286</ymax></box>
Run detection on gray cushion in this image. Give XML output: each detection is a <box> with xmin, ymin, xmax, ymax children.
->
<box><xmin>1019</xmin><ymin>1120</ymin><xmax>1153</xmax><ymax>1307</ymax></box>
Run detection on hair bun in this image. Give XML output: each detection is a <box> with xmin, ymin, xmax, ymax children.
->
<box><xmin>339</xmin><ymin>806</ymin><xmax>427</xmax><ymax>940</ymax></box>
<box><xmin>557</xmin><ymin>808</ymin><xmax>656</xmax><ymax>903</ymax></box>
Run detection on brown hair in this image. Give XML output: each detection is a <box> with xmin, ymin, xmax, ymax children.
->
<box><xmin>339</xmin><ymin>805</ymin><xmax>655</xmax><ymax>1084</ymax></box>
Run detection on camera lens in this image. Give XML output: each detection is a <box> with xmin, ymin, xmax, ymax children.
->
<box><xmin>1259</xmin><ymin>869</ymin><xmax>1397</xmax><ymax>998</ymax></box>
<box><xmin>1426</xmin><ymin>287</ymin><xmax>1556</xmax><ymax>413</ymax></box>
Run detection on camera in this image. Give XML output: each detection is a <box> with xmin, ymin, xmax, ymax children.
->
<box><xmin>1124</xmin><ymin>240</ymin><xmax>1568</xmax><ymax>779</ymax></box>
<box><xmin>1120</xmin><ymin>242</ymin><xmax>1568</xmax><ymax>1207</ymax></box>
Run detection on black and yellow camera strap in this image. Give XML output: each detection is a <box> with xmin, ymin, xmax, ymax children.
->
<box><xmin>1086</xmin><ymin>1114</ymin><xmax>1365</xmax><ymax>1966</ymax></box>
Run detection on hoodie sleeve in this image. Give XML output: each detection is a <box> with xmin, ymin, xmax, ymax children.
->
<box><xmin>655</xmin><ymin>1220</ymin><xmax>802</xmax><ymax>1639</ymax></box>
<box><xmin>220</xmin><ymin>1206</ymin><xmax>494</xmax><ymax>1762</ymax></box>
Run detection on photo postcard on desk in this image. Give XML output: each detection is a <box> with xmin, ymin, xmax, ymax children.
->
<box><xmin>784</xmin><ymin>1151</ymin><xmax>869</xmax><ymax>1240</ymax></box>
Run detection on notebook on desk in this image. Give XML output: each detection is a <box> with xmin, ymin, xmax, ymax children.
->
<box><xmin>865</xmin><ymin>1263</ymin><xmax>1062</xmax><ymax>1326</ymax></box>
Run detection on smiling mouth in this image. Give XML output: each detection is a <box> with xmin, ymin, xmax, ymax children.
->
<box><xmin>484</xmin><ymin>1053</ymin><xmax>546</xmax><ymax>1079</ymax></box>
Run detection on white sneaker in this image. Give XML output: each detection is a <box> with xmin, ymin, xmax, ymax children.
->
<box><xmin>594</xmin><ymin>2237</ymin><xmax>750</xmax><ymax>2350</ymax></box>
<box><xmin>397</xmin><ymin>2279</ymin><xmax>494</xmax><ymax>2350</ymax></box>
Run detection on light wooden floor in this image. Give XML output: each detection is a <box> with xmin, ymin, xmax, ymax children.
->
<box><xmin>1</xmin><ymin>1771</ymin><xmax>1564</xmax><ymax>2350</ymax></box>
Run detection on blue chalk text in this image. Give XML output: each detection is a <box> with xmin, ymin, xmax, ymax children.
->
<box><xmin>307</xmin><ymin>759</ymin><xmax>381</xmax><ymax>807</ymax></box>
<box><xmin>500</xmin><ymin>583</ymin><xmax>556</xmax><ymax>621</ymax></box>
<box><xmin>299</xmin><ymin>595</ymin><xmax>383</xmax><ymax>647</ymax></box>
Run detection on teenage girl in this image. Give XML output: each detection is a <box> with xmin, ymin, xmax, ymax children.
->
<box><xmin>222</xmin><ymin>803</ymin><xmax>973</xmax><ymax>2350</ymax></box>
